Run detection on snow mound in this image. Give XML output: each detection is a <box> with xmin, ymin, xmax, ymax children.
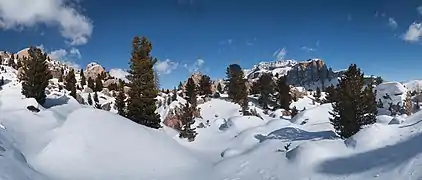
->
<box><xmin>286</xmin><ymin>141</ymin><xmax>348</xmax><ymax>167</ymax></box>
<box><xmin>290</xmin><ymin>103</ymin><xmax>333</xmax><ymax>131</ymax></box>
<box><xmin>375</xmin><ymin>82</ymin><xmax>407</xmax><ymax>109</ymax></box>
<box><xmin>220</xmin><ymin>116</ymin><xmax>265</xmax><ymax>132</ymax></box>
<box><xmin>29</xmin><ymin>108</ymin><xmax>210</xmax><ymax>180</ymax></box>
<box><xmin>345</xmin><ymin>124</ymin><xmax>397</xmax><ymax>150</ymax></box>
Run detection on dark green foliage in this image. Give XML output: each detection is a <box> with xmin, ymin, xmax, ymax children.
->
<box><xmin>126</xmin><ymin>36</ymin><xmax>161</xmax><ymax>129</ymax></box>
<box><xmin>199</xmin><ymin>74</ymin><xmax>212</xmax><ymax>96</ymax></box>
<box><xmin>374</xmin><ymin>76</ymin><xmax>384</xmax><ymax>85</ymax></box>
<box><xmin>95</xmin><ymin>75</ymin><xmax>103</xmax><ymax>92</ymax></box>
<box><xmin>314</xmin><ymin>87</ymin><xmax>321</xmax><ymax>102</ymax></box>
<box><xmin>329</xmin><ymin>64</ymin><xmax>377</xmax><ymax>139</ymax></box>
<box><xmin>250</xmin><ymin>81</ymin><xmax>260</xmax><ymax>95</ymax></box>
<box><xmin>172</xmin><ymin>87</ymin><xmax>177</xmax><ymax>101</ymax></box>
<box><xmin>93</xmin><ymin>91</ymin><xmax>99</xmax><ymax>104</ymax></box>
<box><xmin>95</xmin><ymin>103</ymin><xmax>102</xmax><ymax>109</ymax></box>
<box><xmin>178</xmin><ymin>102</ymin><xmax>197</xmax><ymax>142</ymax></box>
<box><xmin>258</xmin><ymin>73</ymin><xmax>273</xmax><ymax>109</ymax></box>
<box><xmin>87</xmin><ymin>77</ymin><xmax>95</xmax><ymax>90</ymax></box>
<box><xmin>58</xmin><ymin>68</ymin><xmax>64</xmax><ymax>82</ymax></box>
<box><xmin>178</xmin><ymin>81</ymin><xmax>183</xmax><ymax>90</ymax></box>
<box><xmin>217</xmin><ymin>83</ymin><xmax>223</xmax><ymax>93</ymax></box>
<box><xmin>87</xmin><ymin>93</ymin><xmax>93</xmax><ymax>105</ymax></box>
<box><xmin>226</xmin><ymin>64</ymin><xmax>249</xmax><ymax>114</ymax></box>
<box><xmin>8</xmin><ymin>53</ymin><xmax>15</xmax><ymax>68</ymax></box>
<box><xmin>166</xmin><ymin>89</ymin><xmax>170</xmax><ymax>94</ymax></box>
<box><xmin>80</xmin><ymin>69</ymin><xmax>86</xmax><ymax>87</ymax></box>
<box><xmin>0</xmin><ymin>77</ymin><xmax>4</xmax><ymax>86</ymax></box>
<box><xmin>20</xmin><ymin>47</ymin><xmax>52</xmax><ymax>105</ymax></box>
<box><xmin>114</xmin><ymin>82</ymin><xmax>126</xmax><ymax>116</ymax></box>
<box><xmin>275</xmin><ymin>76</ymin><xmax>291</xmax><ymax>110</ymax></box>
<box><xmin>167</xmin><ymin>96</ymin><xmax>171</xmax><ymax>106</ymax></box>
<box><xmin>323</xmin><ymin>85</ymin><xmax>337</xmax><ymax>103</ymax></box>
<box><xmin>65</xmin><ymin>68</ymin><xmax>77</xmax><ymax>99</ymax></box>
<box><xmin>108</xmin><ymin>83</ymin><xmax>118</xmax><ymax>91</ymax></box>
<box><xmin>186</xmin><ymin>77</ymin><xmax>197</xmax><ymax>107</ymax></box>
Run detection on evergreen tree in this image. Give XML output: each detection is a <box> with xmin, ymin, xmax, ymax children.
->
<box><xmin>217</xmin><ymin>83</ymin><xmax>223</xmax><ymax>93</ymax></box>
<box><xmin>323</xmin><ymin>85</ymin><xmax>338</xmax><ymax>103</ymax></box>
<box><xmin>126</xmin><ymin>36</ymin><xmax>161</xmax><ymax>129</ymax></box>
<box><xmin>258</xmin><ymin>73</ymin><xmax>273</xmax><ymax>109</ymax></box>
<box><xmin>167</xmin><ymin>96</ymin><xmax>171</xmax><ymax>106</ymax></box>
<box><xmin>0</xmin><ymin>77</ymin><xmax>4</xmax><ymax>86</ymax></box>
<box><xmin>172</xmin><ymin>87</ymin><xmax>177</xmax><ymax>101</ymax></box>
<box><xmin>329</xmin><ymin>64</ymin><xmax>377</xmax><ymax>139</ymax></box>
<box><xmin>226</xmin><ymin>64</ymin><xmax>249</xmax><ymax>114</ymax></box>
<box><xmin>314</xmin><ymin>87</ymin><xmax>322</xmax><ymax>102</ymax></box>
<box><xmin>20</xmin><ymin>47</ymin><xmax>52</xmax><ymax>105</ymax></box>
<box><xmin>374</xmin><ymin>76</ymin><xmax>384</xmax><ymax>85</ymax></box>
<box><xmin>178</xmin><ymin>81</ymin><xmax>183</xmax><ymax>90</ymax></box>
<box><xmin>275</xmin><ymin>76</ymin><xmax>291</xmax><ymax>110</ymax></box>
<box><xmin>186</xmin><ymin>77</ymin><xmax>197</xmax><ymax>107</ymax></box>
<box><xmin>58</xmin><ymin>68</ymin><xmax>64</xmax><ymax>82</ymax></box>
<box><xmin>405</xmin><ymin>91</ymin><xmax>413</xmax><ymax>115</ymax></box>
<box><xmin>87</xmin><ymin>93</ymin><xmax>93</xmax><ymax>105</ymax></box>
<box><xmin>8</xmin><ymin>53</ymin><xmax>15</xmax><ymax>68</ymax></box>
<box><xmin>250</xmin><ymin>81</ymin><xmax>260</xmax><ymax>95</ymax></box>
<box><xmin>114</xmin><ymin>81</ymin><xmax>126</xmax><ymax>116</ymax></box>
<box><xmin>65</xmin><ymin>68</ymin><xmax>77</xmax><ymax>99</ymax></box>
<box><xmin>80</xmin><ymin>69</ymin><xmax>86</xmax><ymax>87</ymax></box>
<box><xmin>87</xmin><ymin>77</ymin><xmax>95</xmax><ymax>90</ymax></box>
<box><xmin>199</xmin><ymin>74</ymin><xmax>212</xmax><ymax>96</ymax></box>
<box><xmin>95</xmin><ymin>75</ymin><xmax>103</xmax><ymax>92</ymax></box>
<box><xmin>179</xmin><ymin>102</ymin><xmax>197</xmax><ymax>142</ymax></box>
<box><xmin>93</xmin><ymin>91</ymin><xmax>99</xmax><ymax>104</ymax></box>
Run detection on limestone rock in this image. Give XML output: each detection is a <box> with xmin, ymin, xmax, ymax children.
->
<box><xmin>85</xmin><ymin>62</ymin><xmax>106</xmax><ymax>80</ymax></box>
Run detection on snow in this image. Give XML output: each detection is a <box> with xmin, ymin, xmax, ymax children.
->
<box><xmin>375</xmin><ymin>81</ymin><xmax>407</xmax><ymax>109</ymax></box>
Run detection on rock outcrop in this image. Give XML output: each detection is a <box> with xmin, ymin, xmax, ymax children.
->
<box><xmin>85</xmin><ymin>62</ymin><xmax>106</xmax><ymax>80</ymax></box>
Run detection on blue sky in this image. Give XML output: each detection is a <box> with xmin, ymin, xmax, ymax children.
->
<box><xmin>1</xmin><ymin>0</ymin><xmax>422</xmax><ymax>88</ymax></box>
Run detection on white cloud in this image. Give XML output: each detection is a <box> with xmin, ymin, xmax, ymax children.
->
<box><xmin>155</xmin><ymin>59</ymin><xmax>179</xmax><ymax>75</ymax></box>
<box><xmin>184</xmin><ymin>58</ymin><xmax>205</xmax><ymax>72</ymax></box>
<box><xmin>273</xmin><ymin>48</ymin><xmax>287</xmax><ymax>60</ymax></box>
<box><xmin>388</xmin><ymin>17</ymin><xmax>398</xmax><ymax>29</ymax></box>
<box><xmin>402</xmin><ymin>22</ymin><xmax>422</xmax><ymax>42</ymax></box>
<box><xmin>301</xmin><ymin>46</ymin><xmax>316</xmax><ymax>52</ymax></box>
<box><xmin>48</xmin><ymin>47</ymin><xmax>82</xmax><ymax>69</ymax></box>
<box><xmin>0</xmin><ymin>0</ymin><xmax>93</xmax><ymax>45</ymax></box>
<box><xmin>418</xmin><ymin>6</ymin><xmax>422</xmax><ymax>15</ymax></box>
<box><xmin>69</xmin><ymin>47</ymin><xmax>81</xmax><ymax>59</ymax></box>
<box><xmin>109</xmin><ymin>68</ymin><xmax>129</xmax><ymax>82</ymax></box>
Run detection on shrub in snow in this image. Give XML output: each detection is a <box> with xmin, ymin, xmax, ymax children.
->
<box><xmin>27</xmin><ymin>105</ymin><xmax>40</xmax><ymax>113</ymax></box>
<box><xmin>178</xmin><ymin>102</ymin><xmax>197</xmax><ymax>142</ymax></box>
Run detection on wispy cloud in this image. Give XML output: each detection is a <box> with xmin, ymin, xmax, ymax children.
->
<box><xmin>301</xmin><ymin>46</ymin><xmax>316</xmax><ymax>52</ymax></box>
<box><xmin>48</xmin><ymin>47</ymin><xmax>82</xmax><ymax>69</ymax></box>
<box><xmin>184</xmin><ymin>58</ymin><xmax>205</xmax><ymax>72</ymax></box>
<box><xmin>402</xmin><ymin>22</ymin><xmax>422</xmax><ymax>42</ymax></box>
<box><xmin>388</xmin><ymin>17</ymin><xmax>398</xmax><ymax>29</ymax></box>
<box><xmin>109</xmin><ymin>68</ymin><xmax>129</xmax><ymax>82</ymax></box>
<box><xmin>273</xmin><ymin>48</ymin><xmax>287</xmax><ymax>60</ymax></box>
<box><xmin>155</xmin><ymin>59</ymin><xmax>179</xmax><ymax>75</ymax></box>
<box><xmin>0</xmin><ymin>0</ymin><xmax>93</xmax><ymax>45</ymax></box>
<box><xmin>418</xmin><ymin>6</ymin><xmax>422</xmax><ymax>15</ymax></box>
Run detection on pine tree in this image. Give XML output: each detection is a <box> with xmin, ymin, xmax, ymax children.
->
<box><xmin>314</xmin><ymin>87</ymin><xmax>321</xmax><ymax>102</ymax></box>
<box><xmin>20</xmin><ymin>47</ymin><xmax>52</xmax><ymax>105</ymax></box>
<box><xmin>217</xmin><ymin>83</ymin><xmax>223</xmax><ymax>93</ymax></box>
<box><xmin>65</xmin><ymin>68</ymin><xmax>77</xmax><ymax>99</ymax></box>
<box><xmin>258</xmin><ymin>73</ymin><xmax>273</xmax><ymax>109</ymax></box>
<box><xmin>87</xmin><ymin>77</ymin><xmax>95</xmax><ymax>90</ymax></box>
<box><xmin>126</xmin><ymin>36</ymin><xmax>161</xmax><ymax>129</ymax></box>
<box><xmin>172</xmin><ymin>87</ymin><xmax>177</xmax><ymax>101</ymax></box>
<box><xmin>0</xmin><ymin>77</ymin><xmax>4</xmax><ymax>86</ymax></box>
<box><xmin>95</xmin><ymin>75</ymin><xmax>103</xmax><ymax>92</ymax></box>
<box><xmin>405</xmin><ymin>91</ymin><xmax>413</xmax><ymax>115</ymax></box>
<box><xmin>226</xmin><ymin>64</ymin><xmax>249</xmax><ymax>114</ymax></box>
<box><xmin>114</xmin><ymin>81</ymin><xmax>126</xmax><ymax>116</ymax></box>
<box><xmin>329</xmin><ymin>64</ymin><xmax>377</xmax><ymax>139</ymax></box>
<box><xmin>324</xmin><ymin>85</ymin><xmax>337</xmax><ymax>103</ymax></box>
<box><xmin>178</xmin><ymin>81</ymin><xmax>183</xmax><ymax>90</ymax></box>
<box><xmin>80</xmin><ymin>69</ymin><xmax>86</xmax><ymax>87</ymax></box>
<box><xmin>186</xmin><ymin>77</ymin><xmax>197</xmax><ymax>107</ymax></box>
<box><xmin>8</xmin><ymin>53</ymin><xmax>15</xmax><ymax>68</ymax></box>
<box><xmin>199</xmin><ymin>74</ymin><xmax>212</xmax><ymax>96</ymax></box>
<box><xmin>87</xmin><ymin>93</ymin><xmax>93</xmax><ymax>105</ymax></box>
<box><xmin>167</xmin><ymin>96</ymin><xmax>171</xmax><ymax>106</ymax></box>
<box><xmin>275</xmin><ymin>76</ymin><xmax>291</xmax><ymax>110</ymax></box>
<box><xmin>93</xmin><ymin>91</ymin><xmax>99</xmax><ymax>104</ymax></box>
<box><xmin>250</xmin><ymin>81</ymin><xmax>260</xmax><ymax>95</ymax></box>
<box><xmin>58</xmin><ymin>68</ymin><xmax>64</xmax><ymax>82</ymax></box>
<box><xmin>179</xmin><ymin>102</ymin><xmax>197</xmax><ymax>142</ymax></box>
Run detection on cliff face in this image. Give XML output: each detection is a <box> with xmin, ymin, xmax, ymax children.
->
<box><xmin>245</xmin><ymin>59</ymin><xmax>343</xmax><ymax>90</ymax></box>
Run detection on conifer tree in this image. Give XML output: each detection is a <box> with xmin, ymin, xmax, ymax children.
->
<box><xmin>95</xmin><ymin>75</ymin><xmax>103</xmax><ymax>92</ymax></box>
<box><xmin>87</xmin><ymin>93</ymin><xmax>93</xmax><ymax>105</ymax></box>
<box><xmin>65</xmin><ymin>68</ymin><xmax>77</xmax><ymax>99</ymax></box>
<box><xmin>275</xmin><ymin>75</ymin><xmax>291</xmax><ymax>110</ymax></box>
<box><xmin>258</xmin><ymin>73</ymin><xmax>273</xmax><ymax>109</ymax></box>
<box><xmin>167</xmin><ymin>96</ymin><xmax>171</xmax><ymax>106</ymax></box>
<box><xmin>58</xmin><ymin>68</ymin><xmax>64</xmax><ymax>82</ymax></box>
<box><xmin>199</xmin><ymin>74</ymin><xmax>212</xmax><ymax>96</ymax></box>
<box><xmin>314</xmin><ymin>87</ymin><xmax>322</xmax><ymax>102</ymax></box>
<box><xmin>179</xmin><ymin>102</ymin><xmax>197</xmax><ymax>142</ymax></box>
<box><xmin>250</xmin><ymin>81</ymin><xmax>260</xmax><ymax>95</ymax></box>
<box><xmin>0</xmin><ymin>77</ymin><xmax>4</xmax><ymax>86</ymax></box>
<box><xmin>20</xmin><ymin>47</ymin><xmax>52</xmax><ymax>105</ymax></box>
<box><xmin>405</xmin><ymin>91</ymin><xmax>413</xmax><ymax>116</ymax></box>
<box><xmin>172</xmin><ymin>87</ymin><xmax>177</xmax><ymax>101</ymax></box>
<box><xmin>178</xmin><ymin>81</ymin><xmax>183</xmax><ymax>90</ymax></box>
<box><xmin>226</xmin><ymin>64</ymin><xmax>249</xmax><ymax>114</ymax></box>
<box><xmin>329</xmin><ymin>64</ymin><xmax>377</xmax><ymax>139</ymax></box>
<box><xmin>126</xmin><ymin>36</ymin><xmax>161</xmax><ymax>129</ymax></box>
<box><xmin>80</xmin><ymin>69</ymin><xmax>86</xmax><ymax>87</ymax></box>
<box><xmin>114</xmin><ymin>81</ymin><xmax>126</xmax><ymax>116</ymax></box>
<box><xmin>323</xmin><ymin>85</ymin><xmax>337</xmax><ymax>103</ymax></box>
<box><xmin>87</xmin><ymin>77</ymin><xmax>95</xmax><ymax>90</ymax></box>
<box><xmin>8</xmin><ymin>53</ymin><xmax>15</xmax><ymax>68</ymax></box>
<box><xmin>186</xmin><ymin>77</ymin><xmax>197</xmax><ymax>107</ymax></box>
<box><xmin>93</xmin><ymin>91</ymin><xmax>99</xmax><ymax>104</ymax></box>
<box><xmin>217</xmin><ymin>83</ymin><xmax>223</xmax><ymax>93</ymax></box>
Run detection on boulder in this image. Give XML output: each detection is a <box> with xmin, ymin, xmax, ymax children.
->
<box><xmin>83</xmin><ymin>87</ymin><xmax>93</xmax><ymax>93</ymax></box>
<box><xmin>101</xmin><ymin>102</ymin><xmax>112</xmax><ymax>111</ymax></box>
<box><xmin>85</xmin><ymin>62</ymin><xmax>106</xmax><ymax>80</ymax></box>
<box><xmin>101</xmin><ymin>88</ymin><xmax>111</xmax><ymax>97</ymax></box>
<box><xmin>104</xmin><ymin>79</ymin><xmax>118</xmax><ymax>88</ymax></box>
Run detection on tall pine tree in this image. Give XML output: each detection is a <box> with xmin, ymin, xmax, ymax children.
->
<box><xmin>95</xmin><ymin>74</ymin><xmax>103</xmax><ymax>92</ymax></box>
<box><xmin>179</xmin><ymin>102</ymin><xmax>197</xmax><ymax>142</ymax></box>
<box><xmin>275</xmin><ymin>75</ymin><xmax>291</xmax><ymax>110</ymax></box>
<box><xmin>87</xmin><ymin>77</ymin><xmax>95</xmax><ymax>90</ymax></box>
<box><xmin>226</xmin><ymin>64</ymin><xmax>249</xmax><ymax>114</ymax></box>
<box><xmin>65</xmin><ymin>68</ymin><xmax>77</xmax><ymax>99</ymax></box>
<box><xmin>20</xmin><ymin>47</ymin><xmax>52</xmax><ymax>105</ymax></box>
<box><xmin>314</xmin><ymin>87</ymin><xmax>322</xmax><ymax>102</ymax></box>
<box><xmin>87</xmin><ymin>93</ymin><xmax>93</xmax><ymax>105</ymax></box>
<box><xmin>186</xmin><ymin>77</ymin><xmax>197</xmax><ymax>107</ymax></box>
<box><xmin>329</xmin><ymin>64</ymin><xmax>377</xmax><ymax>139</ymax></box>
<box><xmin>80</xmin><ymin>69</ymin><xmax>86</xmax><ymax>87</ymax></box>
<box><xmin>258</xmin><ymin>73</ymin><xmax>273</xmax><ymax>109</ymax></box>
<box><xmin>199</xmin><ymin>74</ymin><xmax>212</xmax><ymax>96</ymax></box>
<box><xmin>115</xmin><ymin>81</ymin><xmax>126</xmax><ymax>116</ymax></box>
<box><xmin>217</xmin><ymin>83</ymin><xmax>223</xmax><ymax>93</ymax></box>
<box><xmin>126</xmin><ymin>36</ymin><xmax>161</xmax><ymax>129</ymax></box>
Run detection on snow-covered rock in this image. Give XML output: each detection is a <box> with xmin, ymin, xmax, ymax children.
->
<box><xmin>375</xmin><ymin>81</ymin><xmax>407</xmax><ymax>109</ymax></box>
<box><xmin>85</xmin><ymin>62</ymin><xmax>106</xmax><ymax>80</ymax></box>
